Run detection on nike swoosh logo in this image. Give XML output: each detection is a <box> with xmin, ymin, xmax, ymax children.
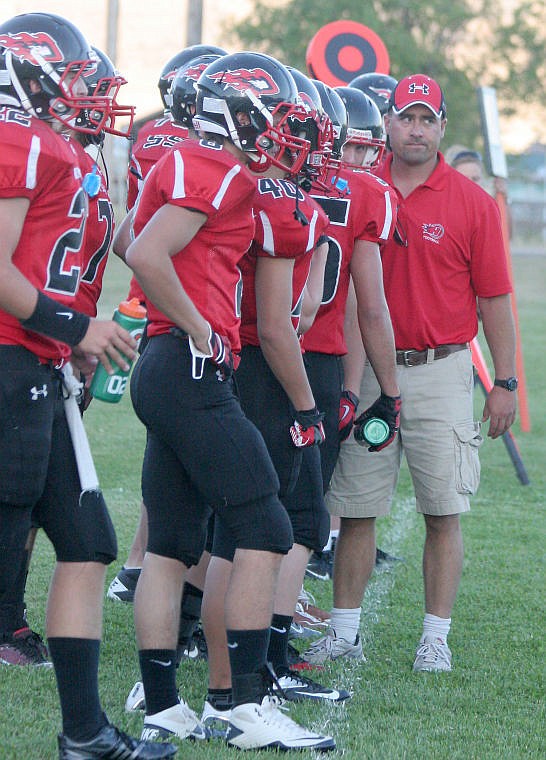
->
<box><xmin>340</xmin><ymin>404</ymin><xmax>351</xmax><ymax>421</ymax></box>
<box><xmin>227</xmin><ymin>642</ymin><xmax>239</xmax><ymax>649</ymax></box>
<box><xmin>56</xmin><ymin>311</ymin><xmax>74</xmax><ymax>319</ymax></box>
<box><xmin>150</xmin><ymin>659</ymin><xmax>172</xmax><ymax>667</ymax></box>
<box><xmin>270</xmin><ymin>626</ymin><xmax>287</xmax><ymax>634</ymax></box>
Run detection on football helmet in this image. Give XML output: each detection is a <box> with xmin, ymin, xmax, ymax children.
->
<box><xmin>348</xmin><ymin>73</ymin><xmax>398</xmax><ymax>116</ymax></box>
<box><xmin>170</xmin><ymin>53</ymin><xmax>222</xmax><ymax>129</ymax></box>
<box><xmin>79</xmin><ymin>47</ymin><xmax>135</xmax><ymax>138</ymax></box>
<box><xmin>0</xmin><ymin>13</ymin><xmax>107</xmax><ymax>134</ymax></box>
<box><xmin>286</xmin><ymin>67</ymin><xmax>333</xmax><ymax>183</ymax></box>
<box><xmin>158</xmin><ymin>44</ymin><xmax>227</xmax><ymax>111</ymax></box>
<box><xmin>193</xmin><ymin>51</ymin><xmax>311</xmax><ymax>174</ymax></box>
<box><xmin>311</xmin><ymin>79</ymin><xmax>348</xmax><ymax>161</ymax></box>
<box><xmin>335</xmin><ymin>86</ymin><xmax>385</xmax><ymax>168</ymax></box>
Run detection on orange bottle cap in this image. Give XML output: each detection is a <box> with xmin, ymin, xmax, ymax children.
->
<box><xmin>119</xmin><ymin>298</ymin><xmax>147</xmax><ymax>319</ymax></box>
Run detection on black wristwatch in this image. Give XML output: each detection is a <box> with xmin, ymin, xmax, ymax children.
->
<box><xmin>494</xmin><ymin>377</ymin><xmax>518</xmax><ymax>392</ymax></box>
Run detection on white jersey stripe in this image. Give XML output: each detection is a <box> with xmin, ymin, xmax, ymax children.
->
<box><xmin>172</xmin><ymin>150</ymin><xmax>186</xmax><ymax>199</ymax></box>
<box><xmin>259</xmin><ymin>210</ymin><xmax>275</xmax><ymax>254</ymax></box>
<box><xmin>380</xmin><ymin>190</ymin><xmax>393</xmax><ymax>240</ymax></box>
<box><xmin>306</xmin><ymin>209</ymin><xmax>319</xmax><ymax>251</ymax></box>
<box><xmin>26</xmin><ymin>135</ymin><xmax>40</xmax><ymax>190</ymax></box>
<box><xmin>213</xmin><ymin>164</ymin><xmax>241</xmax><ymax>209</ymax></box>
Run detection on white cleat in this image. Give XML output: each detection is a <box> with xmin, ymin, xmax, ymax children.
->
<box><xmin>226</xmin><ymin>695</ymin><xmax>335</xmax><ymax>751</ymax></box>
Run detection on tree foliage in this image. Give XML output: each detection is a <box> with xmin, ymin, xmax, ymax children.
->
<box><xmin>225</xmin><ymin>0</ymin><xmax>546</xmax><ymax>151</ymax></box>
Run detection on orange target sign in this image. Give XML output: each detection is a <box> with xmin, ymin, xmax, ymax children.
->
<box><xmin>306</xmin><ymin>20</ymin><xmax>390</xmax><ymax>86</ymax></box>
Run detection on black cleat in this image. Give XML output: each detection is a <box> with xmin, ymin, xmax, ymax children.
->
<box><xmin>58</xmin><ymin>722</ymin><xmax>177</xmax><ymax>759</ymax></box>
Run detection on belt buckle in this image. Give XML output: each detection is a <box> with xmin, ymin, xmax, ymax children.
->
<box><xmin>401</xmin><ymin>350</ymin><xmax>415</xmax><ymax>367</ymax></box>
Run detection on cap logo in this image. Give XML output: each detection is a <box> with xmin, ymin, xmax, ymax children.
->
<box><xmin>0</xmin><ymin>31</ymin><xmax>63</xmax><ymax>65</ymax></box>
<box><xmin>408</xmin><ymin>83</ymin><xmax>429</xmax><ymax>95</ymax></box>
<box><xmin>206</xmin><ymin>67</ymin><xmax>280</xmax><ymax>97</ymax></box>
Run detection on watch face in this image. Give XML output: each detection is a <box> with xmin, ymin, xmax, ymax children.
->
<box><xmin>506</xmin><ymin>377</ymin><xmax>518</xmax><ymax>391</ymax></box>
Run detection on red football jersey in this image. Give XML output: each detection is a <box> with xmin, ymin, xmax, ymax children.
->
<box><xmin>69</xmin><ymin>140</ymin><xmax>114</xmax><ymax>318</ymax></box>
<box><xmin>375</xmin><ymin>153</ymin><xmax>512</xmax><ymax>350</ymax></box>
<box><xmin>132</xmin><ymin>139</ymin><xmax>256</xmax><ymax>351</ymax></box>
<box><xmin>301</xmin><ymin>167</ymin><xmax>398</xmax><ymax>355</ymax></box>
<box><xmin>127</xmin><ymin>115</ymin><xmax>188</xmax><ymax>210</ymax></box>
<box><xmin>0</xmin><ymin>107</ymin><xmax>88</xmax><ymax>364</ymax></box>
<box><xmin>240</xmin><ymin>176</ymin><xmax>329</xmax><ymax>346</ymax></box>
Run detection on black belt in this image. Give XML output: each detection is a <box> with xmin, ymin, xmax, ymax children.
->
<box><xmin>396</xmin><ymin>343</ymin><xmax>468</xmax><ymax>367</ymax></box>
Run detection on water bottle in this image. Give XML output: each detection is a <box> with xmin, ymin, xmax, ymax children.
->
<box><xmin>89</xmin><ymin>298</ymin><xmax>147</xmax><ymax>403</ymax></box>
<box><xmin>355</xmin><ymin>417</ymin><xmax>390</xmax><ymax>447</ymax></box>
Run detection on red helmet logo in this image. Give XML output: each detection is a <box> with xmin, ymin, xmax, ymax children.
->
<box><xmin>161</xmin><ymin>68</ymin><xmax>178</xmax><ymax>84</ymax></box>
<box><xmin>206</xmin><ymin>67</ymin><xmax>280</xmax><ymax>97</ymax></box>
<box><xmin>0</xmin><ymin>31</ymin><xmax>63</xmax><ymax>65</ymax></box>
<box><xmin>182</xmin><ymin>63</ymin><xmax>209</xmax><ymax>82</ymax></box>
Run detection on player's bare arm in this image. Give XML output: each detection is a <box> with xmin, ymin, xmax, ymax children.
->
<box><xmin>112</xmin><ymin>207</ymin><xmax>135</xmax><ymax>261</ymax></box>
<box><xmin>341</xmin><ymin>277</ymin><xmax>366</xmax><ymax>396</ymax></box>
<box><xmin>350</xmin><ymin>239</ymin><xmax>399</xmax><ymax>397</ymax></box>
<box><xmin>298</xmin><ymin>239</ymin><xmax>329</xmax><ymax>335</ymax></box>
<box><xmin>255</xmin><ymin>255</ymin><xmax>316</xmax><ymax>411</ymax></box>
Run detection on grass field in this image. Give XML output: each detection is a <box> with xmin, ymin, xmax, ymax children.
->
<box><xmin>2</xmin><ymin>252</ymin><xmax>544</xmax><ymax>759</ymax></box>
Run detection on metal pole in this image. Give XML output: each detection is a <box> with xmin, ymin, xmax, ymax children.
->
<box><xmin>106</xmin><ymin>0</ymin><xmax>119</xmax><ymax>62</ymax></box>
<box><xmin>186</xmin><ymin>0</ymin><xmax>203</xmax><ymax>46</ymax></box>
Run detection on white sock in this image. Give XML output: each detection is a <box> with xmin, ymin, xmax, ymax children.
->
<box><xmin>422</xmin><ymin>613</ymin><xmax>451</xmax><ymax>643</ymax></box>
<box><xmin>330</xmin><ymin>607</ymin><xmax>361</xmax><ymax>644</ymax></box>
<box><xmin>322</xmin><ymin>530</ymin><xmax>339</xmax><ymax>552</ymax></box>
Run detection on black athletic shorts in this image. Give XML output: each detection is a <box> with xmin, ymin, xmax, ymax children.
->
<box><xmin>0</xmin><ymin>345</ymin><xmax>117</xmax><ymax>563</ymax></box>
<box><xmin>130</xmin><ymin>334</ymin><xmax>281</xmax><ymax>564</ymax></box>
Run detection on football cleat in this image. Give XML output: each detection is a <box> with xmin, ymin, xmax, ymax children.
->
<box><xmin>125</xmin><ymin>681</ymin><xmax>146</xmax><ymax>712</ymax></box>
<box><xmin>226</xmin><ymin>696</ymin><xmax>335</xmax><ymax>751</ymax></box>
<box><xmin>58</xmin><ymin>722</ymin><xmax>177</xmax><ymax>759</ymax></box>
<box><xmin>141</xmin><ymin>701</ymin><xmax>208</xmax><ymax>742</ymax></box>
<box><xmin>201</xmin><ymin>700</ymin><xmax>232</xmax><ymax>740</ymax></box>
<box><xmin>0</xmin><ymin>627</ymin><xmax>52</xmax><ymax>667</ymax></box>
<box><xmin>107</xmin><ymin>567</ymin><xmax>141</xmax><ymax>603</ymax></box>
<box><xmin>273</xmin><ymin>669</ymin><xmax>351</xmax><ymax>702</ymax></box>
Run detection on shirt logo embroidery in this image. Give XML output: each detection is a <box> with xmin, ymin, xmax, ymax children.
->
<box><xmin>422</xmin><ymin>223</ymin><xmax>444</xmax><ymax>244</ymax></box>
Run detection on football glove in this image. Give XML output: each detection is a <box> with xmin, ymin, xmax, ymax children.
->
<box><xmin>338</xmin><ymin>389</ymin><xmax>359</xmax><ymax>442</ymax></box>
<box><xmin>182</xmin><ymin>323</ymin><xmax>238</xmax><ymax>381</ymax></box>
<box><xmin>290</xmin><ymin>407</ymin><xmax>326</xmax><ymax>448</ymax></box>
<box><xmin>354</xmin><ymin>393</ymin><xmax>401</xmax><ymax>452</ymax></box>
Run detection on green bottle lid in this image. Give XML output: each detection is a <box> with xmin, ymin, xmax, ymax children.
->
<box><xmin>363</xmin><ymin>417</ymin><xmax>390</xmax><ymax>445</ymax></box>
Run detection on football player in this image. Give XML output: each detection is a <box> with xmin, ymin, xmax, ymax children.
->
<box><xmin>200</xmin><ymin>63</ymin><xmax>353</xmax><ymax>728</ymax></box>
<box><xmin>292</xmin><ymin>82</ymin><xmax>402</xmax><ymax>665</ymax></box>
<box><xmin>120</xmin><ymin>50</ymin><xmax>335</xmax><ymax>751</ymax></box>
<box><xmin>0</xmin><ymin>12</ymin><xmax>175</xmax><ymax>760</ymax></box>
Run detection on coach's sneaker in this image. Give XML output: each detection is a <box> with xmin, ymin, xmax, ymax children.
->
<box><xmin>126</xmin><ymin>681</ymin><xmax>146</xmax><ymax>712</ymax></box>
<box><xmin>226</xmin><ymin>696</ymin><xmax>335</xmax><ymax>751</ymax></box>
<box><xmin>0</xmin><ymin>627</ymin><xmax>52</xmax><ymax>667</ymax></box>
<box><xmin>58</xmin><ymin>722</ymin><xmax>177</xmax><ymax>759</ymax></box>
<box><xmin>273</xmin><ymin>668</ymin><xmax>351</xmax><ymax>703</ymax></box>
<box><xmin>141</xmin><ymin>701</ymin><xmax>208</xmax><ymax>742</ymax></box>
<box><xmin>107</xmin><ymin>566</ymin><xmax>141</xmax><ymax>603</ymax></box>
<box><xmin>201</xmin><ymin>700</ymin><xmax>232</xmax><ymax>740</ymax></box>
<box><xmin>303</xmin><ymin>629</ymin><xmax>363</xmax><ymax>666</ymax></box>
<box><xmin>413</xmin><ymin>636</ymin><xmax>452</xmax><ymax>672</ymax></box>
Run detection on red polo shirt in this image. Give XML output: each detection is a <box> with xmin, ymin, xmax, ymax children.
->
<box><xmin>374</xmin><ymin>152</ymin><xmax>512</xmax><ymax>350</ymax></box>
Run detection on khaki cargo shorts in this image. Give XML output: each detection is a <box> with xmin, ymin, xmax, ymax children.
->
<box><xmin>326</xmin><ymin>348</ymin><xmax>482</xmax><ymax>518</ymax></box>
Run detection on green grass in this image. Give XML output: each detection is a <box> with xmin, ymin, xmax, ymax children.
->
<box><xmin>2</xmin><ymin>253</ymin><xmax>545</xmax><ymax>759</ymax></box>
